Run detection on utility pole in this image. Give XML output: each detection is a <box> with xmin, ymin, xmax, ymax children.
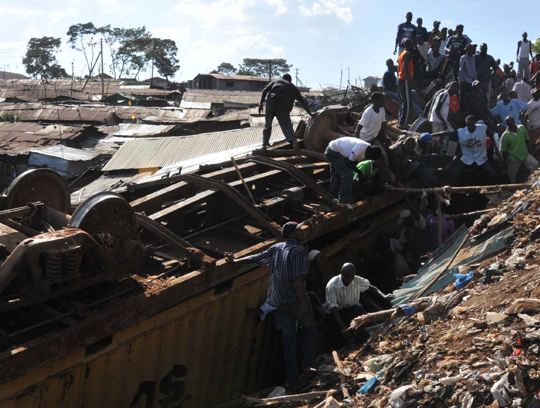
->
<box><xmin>100</xmin><ymin>39</ymin><xmax>105</xmax><ymax>96</ymax></box>
<box><xmin>70</xmin><ymin>61</ymin><xmax>74</xmax><ymax>97</ymax></box>
<box><xmin>150</xmin><ymin>39</ymin><xmax>155</xmax><ymax>87</ymax></box>
<box><xmin>295</xmin><ymin>68</ymin><xmax>299</xmax><ymax>86</ymax></box>
<box><xmin>268</xmin><ymin>60</ymin><xmax>272</xmax><ymax>81</ymax></box>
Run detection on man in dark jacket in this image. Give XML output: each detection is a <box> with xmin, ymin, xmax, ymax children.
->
<box><xmin>259</xmin><ymin>73</ymin><xmax>313</xmax><ymax>148</ymax></box>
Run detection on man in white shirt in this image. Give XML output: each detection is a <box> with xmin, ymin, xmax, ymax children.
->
<box><xmin>432</xmin><ymin>114</ymin><xmax>499</xmax><ymax>184</ymax></box>
<box><xmin>429</xmin><ymin>81</ymin><xmax>459</xmax><ymax>132</ymax></box>
<box><xmin>516</xmin><ymin>32</ymin><xmax>533</xmax><ymax>80</ymax></box>
<box><xmin>325</xmin><ymin>137</ymin><xmax>382</xmax><ymax>206</ymax></box>
<box><xmin>355</xmin><ymin>93</ymin><xmax>386</xmax><ymax>142</ymax></box>
<box><xmin>513</xmin><ymin>78</ymin><xmax>532</xmax><ymax>103</ymax></box>
<box><xmin>324</xmin><ymin>263</ymin><xmax>391</xmax><ymax>344</ymax></box>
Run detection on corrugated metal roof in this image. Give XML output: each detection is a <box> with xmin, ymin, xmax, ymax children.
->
<box><xmin>102</xmin><ymin>125</ymin><xmax>284</xmax><ymax>171</ymax></box>
<box><xmin>113</xmin><ymin>124</ymin><xmax>177</xmax><ymax>137</ymax></box>
<box><xmin>180</xmin><ymin>100</ymin><xmax>212</xmax><ymax>109</ymax></box>
<box><xmin>29</xmin><ymin>145</ymin><xmax>98</xmax><ymax>161</ymax></box>
<box><xmin>202</xmin><ymin>73</ymin><xmax>269</xmax><ymax>82</ymax></box>
<box><xmin>0</xmin><ymin>122</ymin><xmax>99</xmax><ymax>156</ymax></box>
<box><xmin>0</xmin><ymin>104</ymin><xmax>117</xmax><ymax>124</ymax></box>
<box><xmin>182</xmin><ymin>89</ymin><xmax>261</xmax><ymax>105</ymax></box>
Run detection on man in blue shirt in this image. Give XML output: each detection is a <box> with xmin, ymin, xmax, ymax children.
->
<box><xmin>230</xmin><ymin>222</ymin><xmax>316</xmax><ymax>390</ymax></box>
<box><xmin>490</xmin><ymin>91</ymin><xmax>528</xmax><ymax>126</ymax></box>
<box><xmin>394</xmin><ymin>12</ymin><xmax>416</xmax><ymax>55</ymax></box>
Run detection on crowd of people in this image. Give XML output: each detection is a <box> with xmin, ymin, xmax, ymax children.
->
<box><xmin>325</xmin><ymin>12</ymin><xmax>540</xmax><ymax>209</ymax></box>
<box><xmin>248</xmin><ymin>13</ymin><xmax>540</xmax><ymax>394</ymax></box>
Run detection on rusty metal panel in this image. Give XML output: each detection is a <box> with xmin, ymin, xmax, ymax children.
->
<box><xmin>0</xmin><ymin>266</ymin><xmax>270</xmax><ymax>408</ymax></box>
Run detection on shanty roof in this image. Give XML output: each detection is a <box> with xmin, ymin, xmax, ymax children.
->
<box><xmin>29</xmin><ymin>145</ymin><xmax>98</xmax><ymax>162</ymax></box>
<box><xmin>102</xmin><ymin>125</ymin><xmax>284</xmax><ymax>171</ymax></box>
<box><xmin>0</xmin><ymin>122</ymin><xmax>101</xmax><ymax>156</ymax></box>
<box><xmin>0</xmin><ymin>103</ymin><xmax>117</xmax><ymax>125</ymax></box>
<box><xmin>182</xmin><ymin>89</ymin><xmax>261</xmax><ymax>106</ymax></box>
<box><xmin>0</xmin><ymin>71</ymin><xmax>28</xmax><ymax>80</ymax></box>
<box><xmin>113</xmin><ymin>123</ymin><xmax>178</xmax><ymax>137</ymax></box>
<box><xmin>200</xmin><ymin>73</ymin><xmax>270</xmax><ymax>82</ymax></box>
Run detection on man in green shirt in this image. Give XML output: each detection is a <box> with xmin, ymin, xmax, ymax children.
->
<box><xmin>500</xmin><ymin>116</ymin><xmax>539</xmax><ymax>182</ymax></box>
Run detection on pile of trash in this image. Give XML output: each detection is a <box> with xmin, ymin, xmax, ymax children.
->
<box><xmin>245</xmin><ymin>180</ymin><xmax>540</xmax><ymax>407</ymax></box>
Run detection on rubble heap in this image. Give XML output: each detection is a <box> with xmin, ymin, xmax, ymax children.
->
<box><xmin>247</xmin><ymin>177</ymin><xmax>540</xmax><ymax>408</ymax></box>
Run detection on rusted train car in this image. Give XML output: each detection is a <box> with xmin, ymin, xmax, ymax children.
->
<box><xmin>0</xmin><ymin>143</ymin><xmax>403</xmax><ymax>407</ymax></box>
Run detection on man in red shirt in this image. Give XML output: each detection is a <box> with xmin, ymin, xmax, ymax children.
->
<box><xmin>397</xmin><ymin>38</ymin><xmax>415</xmax><ymax>129</ymax></box>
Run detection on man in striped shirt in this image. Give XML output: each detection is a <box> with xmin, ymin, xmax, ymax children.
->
<box><xmin>231</xmin><ymin>222</ymin><xmax>315</xmax><ymax>391</ymax></box>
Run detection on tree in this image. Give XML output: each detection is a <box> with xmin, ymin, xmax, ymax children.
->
<box><xmin>237</xmin><ymin>58</ymin><xmax>291</xmax><ymax>80</ymax></box>
<box><xmin>214</xmin><ymin>62</ymin><xmax>236</xmax><ymax>75</ymax></box>
<box><xmin>66</xmin><ymin>22</ymin><xmax>100</xmax><ymax>73</ymax></box>
<box><xmin>533</xmin><ymin>37</ymin><xmax>540</xmax><ymax>55</ymax></box>
<box><xmin>116</xmin><ymin>27</ymin><xmax>152</xmax><ymax>79</ymax></box>
<box><xmin>151</xmin><ymin>38</ymin><xmax>180</xmax><ymax>81</ymax></box>
<box><xmin>22</xmin><ymin>37</ymin><xmax>68</xmax><ymax>79</ymax></box>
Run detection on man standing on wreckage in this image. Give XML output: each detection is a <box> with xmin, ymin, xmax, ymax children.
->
<box><xmin>259</xmin><ymin>73</ymin><xmax>314</xmax><ymax>149</ymax></box>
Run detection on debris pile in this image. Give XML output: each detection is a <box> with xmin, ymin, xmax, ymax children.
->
<box><xmin>250</xmin><ymin>179</ymin><xmax>540</xmax><ymax>407</ymax></box>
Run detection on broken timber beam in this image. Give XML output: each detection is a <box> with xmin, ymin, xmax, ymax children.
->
<box><xmin>386</xmin><ymin>183</ymin><xmax>531</xmax><ymax>194</ymax></box>
<box><xmin>242</xmin><ymin>390</ymin><xmax>336</xmax><ymax>407</ymax></box>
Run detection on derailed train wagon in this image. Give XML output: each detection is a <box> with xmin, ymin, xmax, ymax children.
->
<box><xmin>0</xmin><ymin>141</ymin><xmax>403</xmax><ymax>407</ymax></box>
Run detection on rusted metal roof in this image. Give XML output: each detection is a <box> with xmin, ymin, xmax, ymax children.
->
<box><xmin>102</xmin><ymin>125</ymin><xmax>284</xmax><ymax>171</ymax></box>
<box><xmin>0</xmin><ymin>103</ymin><xmax>117</xmax><ymax>125</ymax></box>
<box><xmin>203</xmin><ymin>73</ymin><xmax>270</xmax><ymax>82</ymax></box>
<box><xmin>0</xmin><ymin>122</ymin><xmax>101</xmax><ymax>156</ymax></box>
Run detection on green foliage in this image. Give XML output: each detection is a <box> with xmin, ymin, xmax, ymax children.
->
<box><xmin>152</xmin><ymin>38</ymin><xmax>180</xmax><ymax>80</ymax></box>
<box><xmin>116</xmin><ymin>27</ymin><xmax>152</xmax><ymax>79</ymax></box>
<box><xmin>22</xmin><ymin>37</ymin><xmax>67</xmax><ymax>79</ymax></box>
<box><xmin>532</xmin><ymin>37</ymin><xmax>540</xmax><ymax>55</ymax></box>
<box><xmin>215</xmin><ymin>62</ymin><xmax>236</xmax><ymax>75</ymax></box>
<box><xmin>237</xmin><ymin>58</ymin><xmax>291</xmax><ymax>79</ymax></box>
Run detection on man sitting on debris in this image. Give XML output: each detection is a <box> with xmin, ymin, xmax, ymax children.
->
<box><xmin>490</xmin><ymin>91</ymin><xmax>528</xmax><ymax>126</ymax></box>
<box><xmin>500</xmin><ymin>116</ymin><xmax>539</xmax><ymax>183</ymax></box>
<box><xmin>394</xmin><ymin>11</ymin><xmax>416</xmax><ymax>55</ymax></box>
<box><xmin>259</xmin><ymin>73</ymin><xmax>313</xmax><ymax>149</ymax></box>
<box><xmin>324</xmin><ymin>263</ymin><xmax>391</xmax><ymax>344</ymax></box>
<box><xmin>325</xmin><ymin>137</ymin><xmax>382</xmax><ymax>208</ymax></box>
<box><xmin>229</xmin><ymin>222</ymin><xmax>316</xmax><ymax>391</ymax></box>
<box><xmin>432</xmin><ymin>115</ymin><xmax>499</xmax><ymax>184</ymax></box>
<box><xmin>355</xmin><ymin>92</ymin><xmax>386</xmax><ymax>143</ymax></box>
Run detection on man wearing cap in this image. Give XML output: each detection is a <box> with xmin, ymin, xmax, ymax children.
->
<box><xmin>259</xmin><ymin>74</ymin><xmax>313</xmax><ymax>149</ymax></box>
<box><xmin>394</xmin><ymin>12</ymin><xmax>416</xmax><ymax>55</ymax></box>
<box><xmin>500</xmin><ymin>116</ymin><xmax>538</xmax><ymax>182</ymax></box>
<box><xmin>432</xmin><ymin>115</ymin><xmax>499</xmax><ymax>184</ymax></box>
<box><xmin>517</xmin><ymin>32</ymin><xmax>534</xmax><ymax>80</ymax></box>
<box><xmin>397</xmin><ymin>38</ymin><xmax>415</xmax><ymax>129</ymax></box>
<box><xmin>446</xmin><ymin>24</ymin><xmax>471</xmax><ymax>81</ymax></box>
<box><xmin>230</xmin><ymin>222</ymin><xmax>315</xmax><ymax>390</ymax></box>
<box><xmin>490</xmin><ymin>91</ymin><xmax>528</xmax><ymax>126</ymax></box>
<box><xmin>325</xmin><ymin>137</ymin><xmax>382</xmax><ymax>207</ymax></box>
<box><xmin>459</xmin><ymin>43</ymin><xmax>477</xmax><ymax>112</ymax></box>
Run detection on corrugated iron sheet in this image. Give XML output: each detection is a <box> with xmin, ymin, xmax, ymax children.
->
<box><xmin>0</xmin><ymin>104</ymin><xmax>117</xmax><ymax>124</ymax></box>
<box><xmin>102</xmin><ymin>126</ymin><xmax>284</xmax><ymax>171</ymax></box>
<box><xmin>182</xmin><ymin>89</ymin><xmax>261</xmax><ymax>105</ymax></box>
<box><xmin>0</xmin><ymin>122</ymin><xmax>99</xmax><ymax>156</ymax></box>
<box><xmin>113</xmin><ymin>123</ymin><xmax>177</xmax><ymax>137</ymax></box>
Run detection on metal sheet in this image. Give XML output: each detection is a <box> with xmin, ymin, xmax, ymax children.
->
<box><xmin>113</xmin><ymin>124</ymin><xmax>177</xmax><ymax>137</ymax></box>
<box><xmin>102</xmin><ymin>126</ymin><xmax>284</xmax><ymax>171</ymax></box>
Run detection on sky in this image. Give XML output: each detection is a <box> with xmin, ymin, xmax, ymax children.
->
<box><xmin>0</xmin><ymin>0</ymin><xmax>538</xmax><ymax>89</ymax></box>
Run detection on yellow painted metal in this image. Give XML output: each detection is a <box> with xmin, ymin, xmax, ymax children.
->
<box><xmin>0</xmin><ymin>266</ymin><xmax>270</xmax><ymax>408</ymax></box>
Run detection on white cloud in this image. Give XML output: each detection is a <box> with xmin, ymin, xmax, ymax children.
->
<box><xmin>266</xmin><ymin>0</ymin><xmax>287</xmax><ymax>16</ymax></box>
<box><xmin>298</xmin><ymin>0</ymin><xmax>354</xmax><ymax>23</ymax></box>
<box><xmin>175</xmin><ymin>0</ymin><xmax>255</xmax><ymax>27</ymax></box>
